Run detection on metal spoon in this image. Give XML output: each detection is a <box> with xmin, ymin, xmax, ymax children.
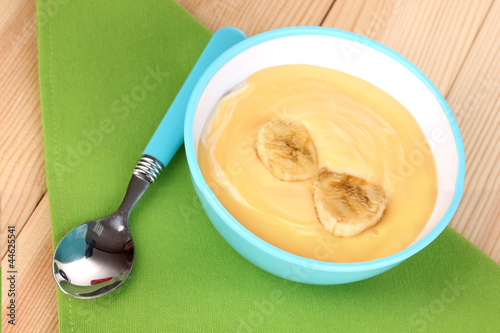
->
<box><xmin>52</xmin><ymin>27</ymin><xmax>247</xmax><ymax>299</ymax></box>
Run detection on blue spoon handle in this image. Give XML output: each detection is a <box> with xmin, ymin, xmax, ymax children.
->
<box><xmin>142</xmin><ymin>27</ymin><xmax>246</xmax><ymax>168</ymax></box>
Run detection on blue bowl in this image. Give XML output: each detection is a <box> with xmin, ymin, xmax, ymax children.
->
<box><xmin>184</xmin><ymin>27</ymin><xmax>465</xmax><ymax>284</ymax></box>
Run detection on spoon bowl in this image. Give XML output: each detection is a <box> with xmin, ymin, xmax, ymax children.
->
<box><xmin>53</xmin><ymin>173</ymin><xmax>151</xmax><ymax>298</ymax></box>
<box><xmin>53</xmin><ymin>212</ymin><xmax>134</xmax><ymax>298</ymax></box>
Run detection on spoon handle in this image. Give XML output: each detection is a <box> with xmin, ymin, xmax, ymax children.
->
<box><xmin>137</xmin><ymin>27</ymin><xmax>246</xmax><ymax>179</ymax></box>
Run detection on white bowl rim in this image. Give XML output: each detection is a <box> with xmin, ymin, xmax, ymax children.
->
<box><xmin>184</xmin><ymin>26</ymin><xmax>466</xmax><ymax>272</ymax></box>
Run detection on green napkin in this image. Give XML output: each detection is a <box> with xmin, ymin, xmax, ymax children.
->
<box><xmin>38</xmin><ymin>0</ymin><xmax>500</xmax><ymax>331</ymax></box>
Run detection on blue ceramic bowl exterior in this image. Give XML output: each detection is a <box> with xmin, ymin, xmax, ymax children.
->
<box><xmin>184</xmin><ymin>27</ymin><xmax>465</xmax><ymax>284</ymax></box>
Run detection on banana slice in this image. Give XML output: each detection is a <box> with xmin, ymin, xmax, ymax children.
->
<box><xmin>313</xmin><ymin>168</ymin><xmax>387</xmax><ymax>237</ymax></box>
<box><xmin>256</xmin><ymin>120</ymin><xmax>318</xmax><ymax>181</ymax></box>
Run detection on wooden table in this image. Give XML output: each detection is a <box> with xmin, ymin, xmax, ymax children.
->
<box><xmin>1</xmin><ymin>0</ymin><xmax>499</xmax><ymax>331</ymax></box>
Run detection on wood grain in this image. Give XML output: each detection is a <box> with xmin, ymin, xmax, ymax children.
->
<box><xmin>2</xmin><ymin>194</ymin><xmax>58</xmax><ymax>333</ymax></box>
<box><xmin>0</xmin><ymin>0</ymin><xmax>499</xmax><ymax>332</ymax></box>
<box><xmin>323</xmin><ymin>0</ymin><xmax>494</xmax><ymax>94</ymax></box>
<box><xmin>177</xmin><ymin>0</ymin><xmax>335</xmax><ymax>36</ymax></box>
<box><xmin>445</xmin><ymin>0</ymin><xmax>500</xmax><ymax>260</ymax></box>
<box><xmin>0</xmin><ymin>0</ymin><xmax>46</xmax><ymax>259</ymax></box>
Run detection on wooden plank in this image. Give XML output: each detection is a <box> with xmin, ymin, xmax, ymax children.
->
<box><xmin>445</xmin><ymin>0</ymin><xmax>500</xmax><ymax>261</ymax></box>
<box><xmin>0</xmin><ymin>0</ymin><xmax>46</xmax><ymax>259</ymax></box>
<box><xmin>2</xmin><ymin>194</ymin><xmax>58</xmax><ymax>333</ymax></box>
<box><xmin>0</xmin><ymin>0</ymin><xmax>498</xmax><ymax>332</ymax></box>
<box><xmin>322</xmin><ymin>0</ymin><xmax>494</xmax><ymax>94</ymax></box>
<box><xmin>177</xmin><ymin>0</ymin><xmax>335</xmax><ymax>35</ymax></box>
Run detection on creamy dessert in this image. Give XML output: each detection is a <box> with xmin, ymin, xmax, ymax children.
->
<box><xmin>198</xmin><ymin>64</ymin><xmax>437</xmax><ymax>263</ymax></box>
